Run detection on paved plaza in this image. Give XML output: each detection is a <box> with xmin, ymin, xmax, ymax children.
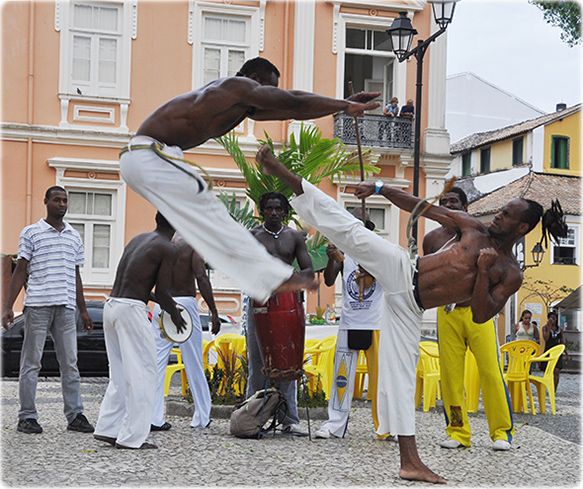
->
<box><xmin>1</xmin><ymin>373</ymin><xmax>580</xmax><ymax>487</ymax></box>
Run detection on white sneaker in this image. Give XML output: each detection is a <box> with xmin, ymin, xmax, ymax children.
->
<box><xmin>281</xmin><ymin>424</ymin><xmax>308</xmax><ymax>437</ymax></box>
<box><xmin>440</xmin><ymin>438</ymin><xmax>464</xmax><ymax>449</ymax></box>
<box><xmin>492</xmin><ymin>439</ymin><xmax>511</xmax><ymax>451</ymax></box>
<box><xmin>315</xmin><ymin>428</ymin><xmax>334</xmax><ymax>439</ymax></box>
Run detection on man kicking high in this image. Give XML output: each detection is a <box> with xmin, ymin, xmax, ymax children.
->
<box><xmin>254</xmin><ymin>145</ymin><xmax>566</xmax><ymax>483</ymax></box>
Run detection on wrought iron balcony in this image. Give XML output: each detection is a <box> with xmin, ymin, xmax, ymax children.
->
<box><xmin>333</xmin><ymin>113</ymin><xmax>414</xmax><ymax>150</ymax></box>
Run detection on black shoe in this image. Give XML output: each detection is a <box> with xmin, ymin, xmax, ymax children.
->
<box><xmin>67</xmin><ymin>413</ymin><xmax>95</xmax><ymax>433</ymax></box>
<box><xmin>151</xmin><ymin>422</ymin><xmax>172</xmax><ymax>431</ymax></box>
<box><xmin>17</xmin><ymin>418</ymin><xmax>43</xmax><ymax>434</ymax></box>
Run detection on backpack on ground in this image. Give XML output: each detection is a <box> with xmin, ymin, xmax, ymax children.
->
<box><xmin>229</xmin><ymin>388</ymin><xmax>287</xmax><ymax>439</ymax></box>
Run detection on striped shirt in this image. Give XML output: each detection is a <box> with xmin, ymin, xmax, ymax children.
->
<box><xmin>18</xmin><ymin>219</ymin><xmax>85</xmax><ymax>309</ymax></box>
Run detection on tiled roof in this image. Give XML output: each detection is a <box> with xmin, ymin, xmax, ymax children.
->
<box><xmin>451</xmin><ymin>104</ymin><xmax>581</xmax><ymax>154</ymax></box>
<box><xmin>467</xmin><ymin>172</ymin><xmax>582</xmax><ymax>217</ymax></box>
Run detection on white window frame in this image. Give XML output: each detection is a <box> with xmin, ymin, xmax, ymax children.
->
<box><xmin>47</xmin><ymin>157</ymin><xmax>126</xmax><ymax>287</ymax></box>
<box><xmin>551</xmin><ymin>223</ymin><xmax>580</xmax><ymax>266</ymax></box>
<box><xmin>189</xmin><ymin>2</ymin><xmax>262</xmax><ymax>90</ymax></box>
<box><xmin>335</xmin><ymin>12</ymin><xmax>407</xmax><ymax>108</ymax></box>
<box><xmin>55</xmin><ymin>0</ymin><xmax>136</xmax><ymax>129</ymax></box>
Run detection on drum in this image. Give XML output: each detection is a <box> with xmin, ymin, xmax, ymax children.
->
<box><xmin>159</xmin><ymin>305</ymin><xmax>193</xmax><ymax>344</ymax></box>
<box><xmin>253</xmin><ymin>291</ymin><xmax>305</xmax><ymax>381</ymax></box>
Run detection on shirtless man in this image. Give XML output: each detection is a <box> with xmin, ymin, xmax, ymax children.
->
<box><xmin>150</xmin><ymin>233</ymin><xmax>221</xmax><ymax>431</ymax></box>
<box><xmin>119</xmin><ymin>57</ymin><xmax>378</xmax><ymax>305</ymax></box>
<box><xmin>254</xmin><ymin>145</ymin><xmax>566</xmax><ymax>483</ymax></box>
<box><xmin>423</xmin><ymin>188</ymin><xmax>514</xmax><ymax>451</ymax></box>
<box><xmin>94</xmin><ymin>212</ymin><xmax>185</xmax><ymax>449</ymax></box>
<box><xmin>245</xmin><ymin>191</ymin><xmax>314</xmax><ymax>435</ymax></box>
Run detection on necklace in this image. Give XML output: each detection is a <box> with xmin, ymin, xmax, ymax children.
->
<box><xmin>263</xmin><ymin>223</ymin><xmax>284</xmax><ymax>239</ymax></box>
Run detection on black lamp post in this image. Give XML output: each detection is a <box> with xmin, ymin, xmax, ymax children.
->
<box><xmin>387</xmin><ymin>0</ymin><xmax>458</xmax><ymax>240</ymax></box>
<box><xmin>524</xmin><ymin>242</ymin><xmax>545</xmax><ymax>269</ymax></box>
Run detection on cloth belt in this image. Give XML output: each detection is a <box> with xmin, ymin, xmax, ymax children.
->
<box><xmin>119</xmin><ymin>142</ymin><xmax>213</xmax><ymax>190</ymax></box>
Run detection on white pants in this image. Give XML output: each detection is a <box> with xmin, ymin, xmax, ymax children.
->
<box><xmin>151</xmin><ymin>297</ymin><xmax>211</xmax><ymax>428</ymax></box>
<box><xmin>95</xmin><ymin>298</ymin><xmax>158</xmax><ymax>448</ymax></box>
<box><xmin>119</xmin><ymin>137</ymin><xmax>293</xmax><ymax>304</ymax></box>
<box><xmin>292</xmin><ymin>180</ymin><xmax>422</xmax><ymax>436</ymax></box>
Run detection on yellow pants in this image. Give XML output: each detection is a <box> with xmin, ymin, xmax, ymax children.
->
<box><xmin>437</xmin><ymin>306</ymin><xmax>514</xmax><ymax>446</ymax></box>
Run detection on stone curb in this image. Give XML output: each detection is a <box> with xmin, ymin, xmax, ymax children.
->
<box><xmin>166</xmin><ymin>397</ymin><xmax>328</xmax><ymax>420</ymax></box>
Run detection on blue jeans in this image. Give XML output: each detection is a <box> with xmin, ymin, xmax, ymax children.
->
<box><xmin>19</xmin><ymin>306</ymin><xmax>84</xmax><ymax>423</ymax></box>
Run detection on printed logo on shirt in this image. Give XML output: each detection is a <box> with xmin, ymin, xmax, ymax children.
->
<box><xmin>346</xmin><ymin>269</ymin><xmax>377</xmax><ymax>303</ymax></box>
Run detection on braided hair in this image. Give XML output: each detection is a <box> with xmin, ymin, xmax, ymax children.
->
<box><xmin>259</xmin><ymin>192</ymin><xmax>291</xmax><ymax>219</ymax></box>
<box><xmin>521</xmin><ymin>199</ymin><xmax>568</xmax><ymax>248</ymax></box>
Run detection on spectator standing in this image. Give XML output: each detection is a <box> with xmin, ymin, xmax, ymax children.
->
<box><xmin>542</xmin><ymin>311</ymin><xmax>569</xmax><ymax>390</ymax></box>
<box><xmin>2</xmin><ymin>186</ymin><xmax>95</xmax><ymax>435</ymax></box>
<box><xmin>515</xmin><ymin>309</ymin><xmax>540</xmax><ymax>343</ymax></box>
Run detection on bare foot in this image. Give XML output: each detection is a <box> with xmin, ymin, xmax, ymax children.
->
<box><xmin>273</xmin><ymin>271</ymin><xmax>318</xmax><ymax>296</ymax></box>
<box><xmin>398</xmin><ymin>435</ymin><xmax>446</xmax><ymax>484</ymax></box>
<box><xmin>399</xmin><ymin>464</ymin><xmax>446</xmax><ymax>484</ymax></box>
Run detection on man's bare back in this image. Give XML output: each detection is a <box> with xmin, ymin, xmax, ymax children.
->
<box><xmin>169</xmin><ymin>234</ymin><xmax>199</xmax><ymax>297</ymax></box>
<box><xmin>111</xmin><ymin>231</ymin><xmax>177</xmax><ymax>304</ymax></box>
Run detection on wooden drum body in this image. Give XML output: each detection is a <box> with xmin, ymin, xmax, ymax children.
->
<box><xmin>253</xmin><ymin>292</ymin><xmax>305</xmax><ymax>381</ymax></box>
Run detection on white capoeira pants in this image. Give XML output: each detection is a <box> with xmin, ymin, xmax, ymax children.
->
<box><xmin>319</xmin><ymin>329</ymin><xmax>380</xmax><ymax>437</ymax></box>
<box><xmin>119</xmin><ymin>136</ymin><xmax>294</xmax><ymax>303</ymax></box>
<box><xmin>292</xmin><ymin>180</ymin><xmax>422</xmax><ymax>436</ymax></box>
<box><xmin>95</xmin><ymin>298</ymin><xmax>158</xmax><ymax>447</ymax></box>
<box><xmin>150</xmin><ymin>297</ymin><xmax>211</xmax><ymax>428</ymax></box>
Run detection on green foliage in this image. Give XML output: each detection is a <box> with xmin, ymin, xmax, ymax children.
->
<box><xmin>216</xmin><ymin>123</ymin><xmax>379</xmax><ymax>213</ymax></box>
<box><xmin>531</xmin><ymin>1</ymin><xmax>581</xmax><ymax>46</ymax></box>
<box><xmin>564</xmin><ymin>339</ymin><xmax>580</xmax><ymax>352</ymax></box>
<box><xmin>297</xmin><ymin>374</ymin><xmax>328</xmax><ymax>408</ymax></box>
<box><xmin>218</xmin><ymin>191</ymin><xmax>260</xmax><ymax>230</ymax></box>
<box><xmin>204</xmin><ymin>352</ymin><xmax>248</xmax><ymax>405</ymax></box>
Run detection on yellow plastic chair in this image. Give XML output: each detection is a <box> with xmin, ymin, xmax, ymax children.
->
<box><xmin>353</xmin><ymin>349</ymin><xmax>368</xmax><ymax>400</ymax></box>
<box><xmin>203</xmin><ymin>340</ymin><xmax>217</xmax><ymax>375</ymax></box>
<box><xmin>213</xmin><ymin>334</ymin><xmax>247</xmax><ymax>395</ymax></box>
<box><xmin>303</xmin><ymin>335</ymin><xmax>337</xmax><ymax>399</ymax></box>
<box><xmin>415</xmin><ymin>341</ymin><xmax>441</xmax><ymax>411</ymax></box>
<box><xmin>464</xmin><ymin>348</ymin><xmax>481</xmax><ymax>413</ymax></box>
<box><xmin>499</xmin><ymin>340</ymin><xmax>540</xmax><ymax>414</ymax></box>
<box><xmin>164</xmin><ymin>348</ymin><xmax>189</xmax><ymax>396</ymax></box>
<box><xmin>528</xmin><ymin>344</ymin><xmax>565</xmax><ymax>414</ymax></box>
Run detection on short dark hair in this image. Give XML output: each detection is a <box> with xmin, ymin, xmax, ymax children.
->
<box><xmin>237</xmin><ymin>57</ymin><xmax>280</xmax><ymax>82</ymax></box>
<box><xmin>155</xmin><ymin>211</ymin><xmax>173</xmax><ymax>230</ymax></box>
<box><xmin>548</xmin><ymin>310</ymin><xmax>558</xmax><ymax>319</ymax></box>
<box><xmin>444</xmin><ymin>187</ymin><xmax>468</xmax><ymax>207</ymax></box>
<box><xmin>521</xmin><ymin>198</ymin><xmax>568</xmax><ymax>248</ymax></box>
<box><xmin>45</xmin><ymin>186</ymin><xmax>67</xmax><ymax>200</ymax></box>
<box><xmin>259</xmin><ymin>191</ymin><xmax>290</xmax><ymax>217</ymax></box>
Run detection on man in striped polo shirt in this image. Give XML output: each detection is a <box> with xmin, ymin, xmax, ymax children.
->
<box><xmin>2</xmin><ymin>186</ymin><xmax>95</xmax><ymax>435</ymax></box>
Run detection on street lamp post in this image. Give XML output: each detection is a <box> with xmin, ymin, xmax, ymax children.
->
<box><xmin>386</xmin><ymin>1</ymin><xmax>459</xmax><ymax>241</ymax></box>
<box><xmin>524</xmin><ymin>242</ymin><xmax>546</xmax><ymax>270</ymax></box>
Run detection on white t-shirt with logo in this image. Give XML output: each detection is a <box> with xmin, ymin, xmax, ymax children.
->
<box><xmin>339</xmin><ymin>255</ymin><xmax>384</xmax><ymax>331</ymax></box>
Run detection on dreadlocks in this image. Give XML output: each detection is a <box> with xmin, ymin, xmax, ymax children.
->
<box><xmin>521</xmin><ymin>199</ymin><xmax>568</xmax><ymax>249</ymax></box>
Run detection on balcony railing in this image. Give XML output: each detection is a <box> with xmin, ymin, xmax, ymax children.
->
<box><xmin>333</xmin><ymin>113</ymin><xmax>414</xmax><ymax>149</ymax></box>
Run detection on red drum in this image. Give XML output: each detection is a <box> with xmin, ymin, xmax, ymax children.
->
<box><xmin>253</xmin><ymin>291</ymin><xmax>305</xmax><ymax>381</ymax></box>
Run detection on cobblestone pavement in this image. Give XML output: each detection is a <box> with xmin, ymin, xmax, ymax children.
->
<box><xmin>1</xmin><ymin>373</ymin><xmax>580</xmax><ymax>487</ymax></box>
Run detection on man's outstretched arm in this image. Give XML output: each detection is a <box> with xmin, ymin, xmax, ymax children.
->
<box><xmin>240</xmin><ymin>80</ymin><xmax>380</xmax><ymax>121</ymax></box>
<box><xmin>354</xmin><ymin>181</ymin><xmax>480</xmax><ymax>233</ymax></box>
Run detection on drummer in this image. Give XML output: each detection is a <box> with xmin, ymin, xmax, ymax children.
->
<box><xmin>246</xmin><ymin>191</ymin><xmax>314</xmax><ymax>436</ymax></box>
<box><xmin>94</xmin><ymin>212</ymin><xmax>185</xmax><ymax>450</ymax></box>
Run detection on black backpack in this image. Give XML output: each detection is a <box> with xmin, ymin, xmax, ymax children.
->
<box><xmin>229</xmin><ymin>388</ymin><xmax>288</xmax><ymax>439</ymax></box>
